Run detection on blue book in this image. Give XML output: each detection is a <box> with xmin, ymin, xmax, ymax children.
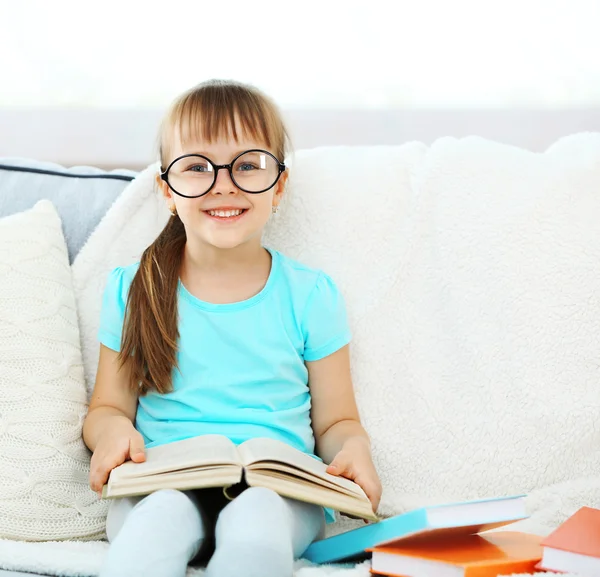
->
<box><xmin>303</xmin><ymin>494</ymin><xmax>528</xmax><ymax>564</ymax></box>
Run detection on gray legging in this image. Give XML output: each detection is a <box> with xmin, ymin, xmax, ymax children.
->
<box><xmin>100</xmin><ymin>486</ymin><xmax>325</xmax><ymax>577</ymax></box>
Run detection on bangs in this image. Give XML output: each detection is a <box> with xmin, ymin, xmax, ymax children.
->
<box><xmin>160</xmin><ymin>80</ymin><xmax>287</xmax><ymax>165</ymax></box>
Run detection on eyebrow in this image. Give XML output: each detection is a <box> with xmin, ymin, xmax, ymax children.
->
<box><xmin>181</xmin><ymin>148</ymin><xmax>265</xmax><ymax>159</ymax></box>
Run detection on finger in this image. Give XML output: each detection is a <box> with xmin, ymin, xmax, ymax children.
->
<box><xmin>129</xmin><ymin>435</ymin><xmax>146</xmax><ymax>463</ymax></box>
<box><xmin>89</xmin><ymin>451</ymin><xmax>125</xmax><ymax>492</ymax></box>
<box><xmin>326</xmin><ymin>454</ymin><xmax>351</xmax><ymax>476</ymax></box>
<box><xmin>89</xmin><ymin>460</ymin><xmax>112</xmax><ymax>492</ymax></box>
<box><xmin>355</xmin><ymin>476</ymin><xmax>381</xmax><ymax>510</ymax></box>
<box><xmin>365</xmin><ymin>486</ymin><xmax>380</xmax><ymax>510</ymax></box>
<box><xmin>88</xmin><ymin>455</ymin><xmax>104</xmax><ymax>493</ymax></box>
<box><xmin>89</xmin><ymin>462</ymin><xmax>110</xmax><ymax>494</ymax></box>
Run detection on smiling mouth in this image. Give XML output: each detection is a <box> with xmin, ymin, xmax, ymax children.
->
<box><xmin>204</xmin><ymin>208</ymin><xmax>248</xmax><ymax>220</ymax></box>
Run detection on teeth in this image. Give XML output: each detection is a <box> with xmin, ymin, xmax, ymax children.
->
<box><xmin>208</xmin><ymin>209</ymin><xmax>243</xmax><ymax>217</ymax></box>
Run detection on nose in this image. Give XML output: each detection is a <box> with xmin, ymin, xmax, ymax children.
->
<box><xmin>211</xmin><ymin>166</ymin><xmax>237</xmax><ymax>195</ymax></box>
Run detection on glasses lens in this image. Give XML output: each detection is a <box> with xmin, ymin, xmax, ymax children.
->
<box><xmin>231</xmin><ymin>151</ymin><xmax>279</xmax><ymax>192</ymax></box>
<box><xmin>168</xmin><ymin>156</ymin><xmax>214</xmax><ymax>197</ymax></box>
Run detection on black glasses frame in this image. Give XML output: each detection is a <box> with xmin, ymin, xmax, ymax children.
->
<box><xmin>160</xmin><ymin>149</ymin><xmax>286</xmax><ymax>199</ymax></box>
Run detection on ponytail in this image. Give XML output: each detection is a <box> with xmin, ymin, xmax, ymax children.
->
<box><xmin>119</xmin><ymin>214</ymin><xmax>186</xmax><ymax>394</ymax></box>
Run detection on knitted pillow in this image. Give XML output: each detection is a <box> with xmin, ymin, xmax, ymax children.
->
<box><xmin>0</xmin><ymin>200</ymin><xmax>107</xmax><ymax>541</ymax></box>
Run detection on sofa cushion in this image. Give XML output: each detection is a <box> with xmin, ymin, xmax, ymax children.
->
<box><xmin>0</xmin><ymin>158</ymin><xmax>136</xmax><ymax>263</ymax></box>
<box><xmin>0</xmin><ymin>200</ymin><xmax>107</xmax><ymax>541</ymax></box>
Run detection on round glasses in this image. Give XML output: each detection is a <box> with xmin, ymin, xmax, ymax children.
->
<box><xmin>160</xmin><ymin>149</ymin><xmax>286</xmax><ymax>198</ymax></box>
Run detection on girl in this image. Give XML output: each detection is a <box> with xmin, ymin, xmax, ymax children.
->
<box><xmin>82</xmin><ymin>79</ymin><xmax>381</xmax><ymax>577</ymax></box>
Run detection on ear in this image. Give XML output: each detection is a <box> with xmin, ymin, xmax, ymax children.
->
<box><xmin>273</xmin><ymin>169</ymin><xmax>288</xmax><ymax>208</ymax></box>
<box><xmin>156</xmin><ymin>173</ymin><xmax>174</xmax><ymax>205</ymax></box>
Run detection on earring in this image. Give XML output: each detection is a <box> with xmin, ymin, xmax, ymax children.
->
<box><xmin>169</xmin><ymin>205</ymin><xmax>177</xmax><ymax>216</ymax></box>
<box><xmin>272</xmin><ymin>206</ymin><xmax>279</xmax><ymax>214</ymax></box>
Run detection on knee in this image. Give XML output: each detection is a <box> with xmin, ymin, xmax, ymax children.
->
<box><xmin>120</xmin><ymin>490</ymin><xmax>203</xmax><ymax>553</ymax></box>
<box><xmin>209</xmin><ymin>489</ymin><xmax>295</xmax><ymax>577</ymax></box>
<box><xmin>230</xmin><ymin>487</ymin><xmax>287</xmax><ymax>519</ymax></box>
<box><xmin>134</xmin><ymin>489</ymin><xmax>199</xmax><ymax>522</ymax></box>
<box><xmin>216</xmin><ymin>488</ymin><xmax>291</xmax><ymax>549</ymax></box>
<box><xmin>101</xmin><ymin>490</ymin><xmax>205</xmax><ymax>577</ymax></box>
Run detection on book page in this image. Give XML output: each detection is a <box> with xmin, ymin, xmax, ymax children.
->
<box><xmin>238</xmin><ymin>437</ymin><xmax>366</xmax><ymax>497</ymax></box>
<box><xmin>245</xmin><ymin>470</ymin><xmax>378</xmax><ymax>521</ymax></box>
<box><xmin>106</xmin><ymin>466</ymin><xmax>243</xmax><ymax>499</ymax></box>
<box><xmin>111</xmin><ymin>434</ymin><xmax>240</xmax><ymax>480</ymax></box>
<box><xmin>254</xmin><ymin>463</ymin><xmax>359</xmax><ymax>497</ymax></box>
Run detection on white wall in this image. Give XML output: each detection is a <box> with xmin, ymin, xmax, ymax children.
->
<box><xmin>1</xmin><ymin>109</ymin><xmax>598</xmax><ymax>169</ymax></box>
<box><xmin>1</xmin><ymin>1</ymin><xmax>598</xmax><ymax>168</ymax></box>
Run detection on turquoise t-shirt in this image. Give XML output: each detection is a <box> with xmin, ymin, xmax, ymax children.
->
<box><xmin>98</xmin><ymin>247</ymin><xmax>351</xmax><ymax>523</ymax></box>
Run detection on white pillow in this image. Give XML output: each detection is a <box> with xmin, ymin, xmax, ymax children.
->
<box><xmin>0</xmin><ymin>200</ymin><xmax>107</xmax><ymax>541</ymax></box>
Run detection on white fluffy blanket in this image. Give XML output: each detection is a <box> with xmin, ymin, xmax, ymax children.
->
<box><xmin>0</xmin><ymin>538</ymin><xmax>373</xmax><ymax>577</ymax></box>
<box><xmin>2</xmin><ymin>133</ymin><xmax>599</xmax><ymax>576</ymax></box>
<box><xmin>0</xmin><ymin>539</ymin><xmax>575</xmax><ymax>577</ymax></box>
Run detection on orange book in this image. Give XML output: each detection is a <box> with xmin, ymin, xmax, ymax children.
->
<box><xmin>369</xmin><ymin>531</ymin><xmax>542</xmax><ymax>577</ymax></box>
<box><xmin>538</xmin><ymin>506</ymin><xmax>600</xmax><ymax>574</ymax></box>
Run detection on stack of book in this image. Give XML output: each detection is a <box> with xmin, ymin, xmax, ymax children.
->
<box><xmin>303</xmin><ymin>494</ymin><xmax>544</xmax><ymax>576</ymax></box>
<box><xmin>305</xmin><ymin>498</ymin><xmax>600</xmax><ymax>576</ymax></box>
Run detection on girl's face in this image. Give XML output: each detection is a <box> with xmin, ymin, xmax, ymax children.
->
<box><xmin>158</xmin><ymin>130</ymin><xmax>287</xmax><ymax>252</ymax></box>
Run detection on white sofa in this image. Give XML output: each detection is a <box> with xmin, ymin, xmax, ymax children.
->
<box><xmin>1</xmin><ymin>133</ymin><xmax>600</xmax><ymax>577</ymax></box>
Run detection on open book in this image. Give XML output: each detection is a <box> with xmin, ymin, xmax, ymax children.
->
<box><xmin>101</xmin><ymin>434</ymin><xmax>378</xmax><ymax>521</ymax></box>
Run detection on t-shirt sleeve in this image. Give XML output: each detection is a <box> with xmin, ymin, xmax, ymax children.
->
<box><xmin>302</xmin><ymin>272</ymin><xmax>352</xmax><ymax>362</ymax></box>
<box><xmin>97</xmin><ymin>266</ymin><xmax>129</xmax><ymax>352</ymax></box>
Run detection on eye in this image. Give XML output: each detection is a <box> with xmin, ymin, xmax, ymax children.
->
<box><xmin>188</xmin><ymin>164</ymin><xmax>211</xmax><ymax>173</ymax></box>
<box><xmin>237</xmin><ymin>162</ymin><xmax>258</xmax><ymax>171</ymax></box>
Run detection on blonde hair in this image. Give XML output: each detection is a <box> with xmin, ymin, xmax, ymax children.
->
<box><xmin>119</xmin><ymin>79</ymin><xmax>290</xmax><ymax>394</ymax></box>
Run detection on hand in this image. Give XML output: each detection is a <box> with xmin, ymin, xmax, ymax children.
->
<box><xmin>326</xmin><ymin>436</ymin><xmax>382</xmax><ymax>514</ymax></box>
<box><xmin>89</xmin><ymin>416</ymin><xmax>146</xmax><ymax>497</ymax></box>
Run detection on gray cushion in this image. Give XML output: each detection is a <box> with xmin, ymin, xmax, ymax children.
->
<box><xmin>0</xmin><ymin>158</ymin><xmax>137</xmax><ymax>262</ymax></box>
<box><xmin>0</xmin><ymin>569</ymin><xmax>51</xmax><ymax>577</ymax></box>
